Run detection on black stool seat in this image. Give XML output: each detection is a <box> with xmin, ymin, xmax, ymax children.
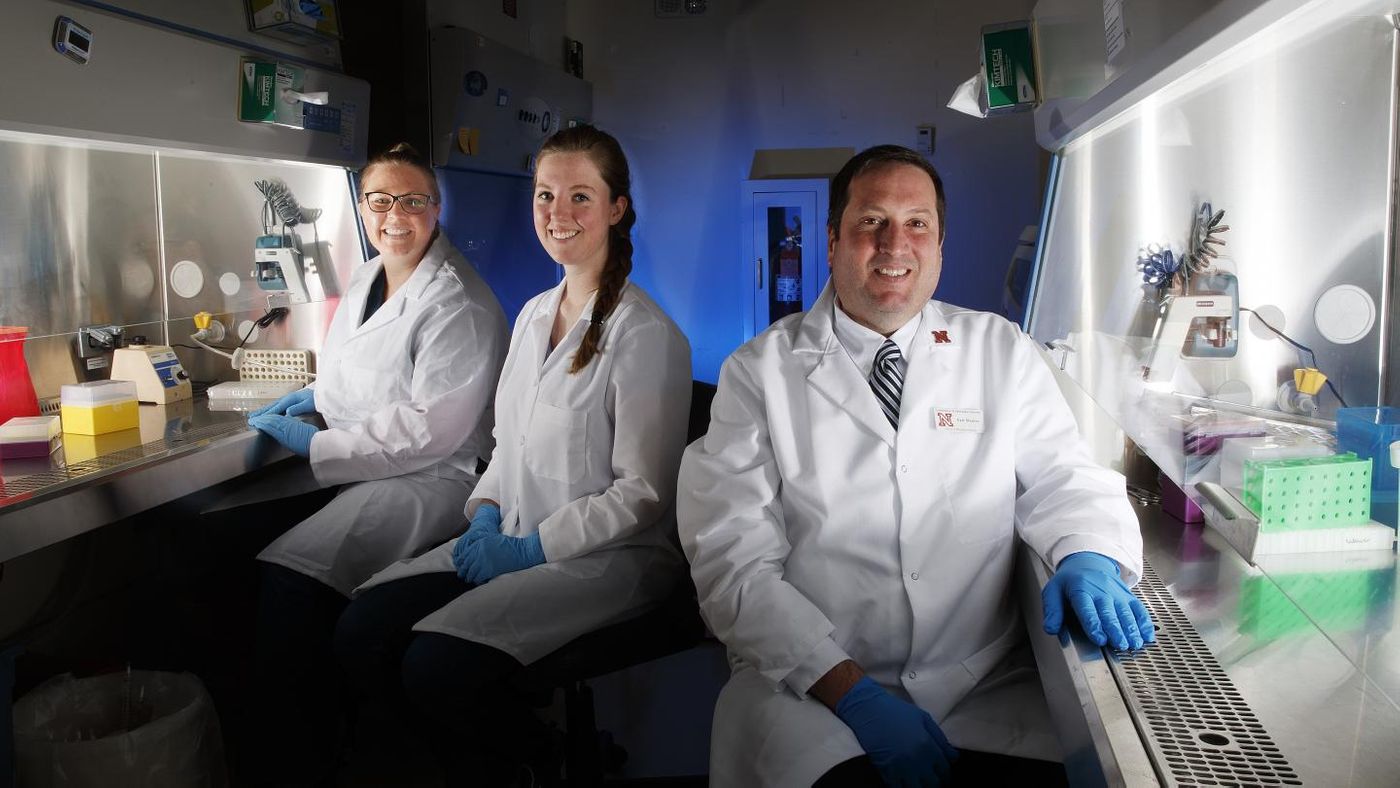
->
<box><xmin>516</xmin><ymin>580</ymin><xmax>706</xmax><ymax>691</ymax></box>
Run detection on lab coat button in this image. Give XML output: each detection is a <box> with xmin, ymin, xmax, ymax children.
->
<box><xmin>907</xmin><ymin>671</ymin><xmax>917</xmax><ymax>680</ymax></box>
<box><xmin>900</xmin><ymin>464</ymin><xmax>908</xmax><ymax>473</ymax></box>
<box><xmin>910</xmin><ymin>571</ymin><xmax>919</xmax><ymax>580</ymax></box>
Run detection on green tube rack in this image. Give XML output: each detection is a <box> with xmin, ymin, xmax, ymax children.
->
<box><xmin>1242</xmin><ymin>453</ymin><xmax>1372</xmax><ymax>532</ymax></box>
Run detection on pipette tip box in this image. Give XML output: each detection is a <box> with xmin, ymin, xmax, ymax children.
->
<box><xmin>0</xmin><ymin>415</ymin><xmax>62</xmax><ymax>458</ymax></box>
<box><xmin>60</xmin><ymin>380</ymin><xmax>139</xmax><ymax>435</ymax></box>
<box><xmin>1242</xmin><ymin>453</ymin><xmax>1372</xmax><ymax>532</ymax></box>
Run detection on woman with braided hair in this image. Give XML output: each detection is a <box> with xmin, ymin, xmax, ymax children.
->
<box><xmin>333</xmin><ymin>126</ymin><xmax>692</xmax><ymax>785</ymax></box>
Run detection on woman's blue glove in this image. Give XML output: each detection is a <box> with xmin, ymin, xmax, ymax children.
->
<box><xmin>248</xmin><ymin>413</ymin><xmax>320</xmax><ymax>457</ymax></box>
<box><xmin>249</xmin><ymin>388</ymin><xmax>316</xmax><ymax>418</ymax></box>
<box><xmin>456</xmin><ymin>532</ymin><xmax>545</xmax><ymax>584</ymax></box>
<box><xmin>451</xmin><ymin>504</ymin><xmax>502</xmax><ymax>572</ymax></box>
<box><xmin>1042</xmin><ymin>551</ymin><xmax>1155</xmax><ymax>651</ymax></box>
<box><xmin>835</xmin><ymin>676</ymin><xmax>957</xmax><ymax>786</ymax></box>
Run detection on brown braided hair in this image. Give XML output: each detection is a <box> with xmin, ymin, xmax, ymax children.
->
<box><xmin>536</xmin><ymin>126</ymin><xmax>637</xmax><ymax>374</ymax></box>
<box><xmin>360</xmin><ymin>142</ymin><xmax>441</xmax><ymax>203</ymax></box>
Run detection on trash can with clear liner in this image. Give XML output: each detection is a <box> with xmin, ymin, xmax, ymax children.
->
<box><xmin>13</xmin><ymin>669</ymin><xmax>227</xmax><ymax>787</ymax></box>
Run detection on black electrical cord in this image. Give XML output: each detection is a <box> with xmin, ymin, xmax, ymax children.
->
<box><xmin>235</xmin><ymin>319</ymin><xmax>259</xmax><ymax>350</ymax></box>
<box><xmin>240</xmin><ymin>307</ymin><xmax>289</xmax><ymax>350</ymax></box>
<box><xmin>173</xmin><ymin>307</ymin><xmax>288</xmax><ymax>353</ymax></box>
<box><xmin>1240</xmin><ymin>307</ymin><xmax>1348</xmax><ymax>408</ymax></box>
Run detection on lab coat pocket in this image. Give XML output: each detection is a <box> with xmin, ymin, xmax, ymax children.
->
<box><xmin>525</xmin><ymin>403</ymin><xmax>588</xmax><ymax>483</ymax></box>
<box><xmin>960</xmin><ymin>623</ymin><xmax>1020</xmax><ymax>685</ymax></box>
<box><xmin>340</xmin><ymin>356</ymin><xmax>403</xmax><ymax>410</ymax></box>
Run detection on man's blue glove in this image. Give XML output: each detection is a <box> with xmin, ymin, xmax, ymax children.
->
<box><xmin>248</xmin><ymin>413</ymin><xmax>320</xmax><ymax>457</ymax></box>
<box><xmin>456</xmin><ymin>531</ymin><xmax>545</xmax><ymax>584</ymax></box>
<box><xmin>249</xmin><ymin>388</ymin><xmax>316</xmax><ymax>418</ymax></box>
<box><xmin>1042</xmin><ymin>551</ymin><xmax>1155</xmax><ymax>651</ymax></box>
<box><xmin>834</xmin><ymin>676</ymin><xmax>957</xmax><ymax>786</ymax></box>
<box><xmin>451</xmin><ymin>504</ymin><xmax>502</xmax><ymax>574</ymax></box>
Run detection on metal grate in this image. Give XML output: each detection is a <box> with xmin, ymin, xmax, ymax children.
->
<box><xmin>1</xmin><ymin>421</ymin><xmax>249</xmax><ymax>503</ymax></box>
<box><xmin>1112</xmin><ymin>561</ymin><xmax>1302</xmax><ymax>786</ymax></box>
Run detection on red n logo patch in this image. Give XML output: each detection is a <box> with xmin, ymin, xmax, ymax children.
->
<box><xmin>932</xmin><ymin>330</ymin><xmax>951</xmax><ymax>344</ymax></box>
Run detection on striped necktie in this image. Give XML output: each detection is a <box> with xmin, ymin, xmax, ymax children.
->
<box><xmin>869</xmin><ymin>339</ymin><xmax>904</xmax><ymax>429</ymax></box>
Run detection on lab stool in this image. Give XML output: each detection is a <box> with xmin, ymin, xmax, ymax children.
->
<box><xmin>514</xmin><ymin>581</ymin><xmax>708</xmax><ymax>785</ymax></box>
<box><xmin>514</xmin><ymin>381</ymin><xmax>717</xmax><ymax>786</ymax></box>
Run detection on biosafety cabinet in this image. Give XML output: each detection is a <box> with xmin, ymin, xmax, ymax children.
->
<box><xmin>0</xmin><ymin>1</ymin><xmax>371</xmax><ymax>402</ymax></box>
<box><xmin>1019</xmin><ymin>0</ymin><xmax>1400</xmax><ymax>784</ymax></box>
<box><xmin>740</xmin><ymin>178</ymin><xmax>830</xmax><ymax>340</ymax></box>
<box><xmin>1026</xmin><ymin>0</ymin><xmax>1400</xmax><ymax>482</ymax></box>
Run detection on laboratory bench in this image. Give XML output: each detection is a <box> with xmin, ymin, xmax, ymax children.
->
<box><xmin>1024</xmin><ymin>502</ymin><xmax>1400</xmax><ymax>787</ymax></box>
<box><xmin>3</xmin><ymin>398</ymin><xmax>1399</xmax><ymax>785</ymax></box>
<box><xmin>0</xmin><ymin>396</ymin><xmax>295</xmax><ymax>564</ymax></box>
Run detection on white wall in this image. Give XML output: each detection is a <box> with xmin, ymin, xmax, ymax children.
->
<box><xmin>416</xmin><ymin>0</ymin><xmax>1047</xmax><ymax>381</ymax></box>
<box><xmin>569</xmin><ymin>0</ymin><xmax>1045</xmax><ymax>380</ymax></box>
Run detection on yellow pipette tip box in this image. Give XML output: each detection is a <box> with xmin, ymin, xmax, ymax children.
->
<box><xmin>60</xmin><ymin>381</ymin><xmax>140</xmax><ymax>435</ymax></box>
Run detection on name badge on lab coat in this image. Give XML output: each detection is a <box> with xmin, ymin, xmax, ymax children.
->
<box><xmin>933</xmin><ymin>408</ymin><xmax>984</xmax><ymax>432</ymax></box>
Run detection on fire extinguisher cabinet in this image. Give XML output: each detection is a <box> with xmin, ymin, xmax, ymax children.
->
<box><xmin>740</xmin><ymin>179</ymin><xmax>830</xmax><ymax>341</ymax></box>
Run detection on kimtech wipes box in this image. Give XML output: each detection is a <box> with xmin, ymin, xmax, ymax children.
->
<box><xmin>239</xmin><ymin>58</ymin><xmax>278</xmax><ymax>123</ymax></box>
<box><xmin>981</xmin><ymin>21</ymin><xmax>1038</xmax><ymax>115</ymax></box>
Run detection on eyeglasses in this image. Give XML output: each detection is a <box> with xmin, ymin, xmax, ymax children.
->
<box><xmin>361</xmin><ymin>191</ymin><xmax>437</xmax><ymax>215</ymax></box>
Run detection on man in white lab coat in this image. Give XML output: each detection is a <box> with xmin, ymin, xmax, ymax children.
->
<box><xmin>678</xmin><ymin>145</ymin><xmax>1154</xmax><ymax>787</ymax></box>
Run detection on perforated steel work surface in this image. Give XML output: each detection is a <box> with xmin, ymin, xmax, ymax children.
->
<box><xmin>1113</xmin><ymin>561</ymin><xmax>1302</xmax><ymax>786</ymax></box>
<box><xmin>0</xmin><ymin>420</ymin><xmax>249</xmax><ymax>503</ymax></box>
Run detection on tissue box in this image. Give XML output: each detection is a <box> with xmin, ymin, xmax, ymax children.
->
<box><xmin>246</xmin><ymin>0</ymin><xmax>341</xmax><ymax>45</ymax></box>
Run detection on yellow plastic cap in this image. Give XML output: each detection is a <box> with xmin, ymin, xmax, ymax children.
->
<box><xmin>1294</xmin><ymin>367</ymin><xmax>1327</xmax><ymax>396</ymax></box>
<box><xmin>194</xmin><ymin>312</ymin><xmax>212</xmax><ymax>330</ymax></box>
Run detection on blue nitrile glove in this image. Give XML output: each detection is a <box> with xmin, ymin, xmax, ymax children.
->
<box><xmin>1042</xmin><ymin>551</ymin><xmax>1155</xmax><ymax>651</ymax></box>
<box><xmin>249</xmin><ymin>388</ymin><xmax>315</xmax><ymax>418</ymax></box>
<box><xmin>248</xmin><ymin>413</ymin><xmax>320</xmax><ymax>457</ymax></box>
<box><xmin>457</xmin><ymin>531</ymin><xmax>545</xmax><ymax>584</ymax></box>
<box><xmin>451</xmin><ymin>504</ymin><xmax>502</xmax><ymax>574</ymax></box>
<box><xmin>834</xmin><ymin>676</ymin><xmax>957</xmax><ymax>786</ymax></box>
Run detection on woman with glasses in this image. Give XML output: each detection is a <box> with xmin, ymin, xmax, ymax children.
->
<box><xmin>243</xmin><ymin>142</ymin><xmax>509</xmax><ymax>782</ymax></box>
<box><xmin>332</xmin><ymin>126</ymin><xmax>692</xmax><ymax>786</ymax></box>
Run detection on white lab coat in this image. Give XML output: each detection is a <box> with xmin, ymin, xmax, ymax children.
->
<box><xmin>359</xmin><ymin>280</ymin><xmax>693</xmax><ymax>664</ymax></box>
<box><xmin>257</xmin><ymin>233</ymin><xmax>508</xmax><ymax>595</ymax></box>
<box><xmin>677</xmin><ymin>282</ymin><xmax>1143</xmax><ymax>787</ymax></box>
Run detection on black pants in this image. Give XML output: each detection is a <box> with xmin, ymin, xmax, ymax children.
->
<box><xmin>183</xmin><ymin>484</ymin><xmax>341</xmax><ymax>785</ymax></box>
<box><xmin>815</xmin><ymin>750</ymin><xmax>1070</xmax><ymax>787</ymax></box>
<box><xmin>247</xmin><ymin>562</ymin><xmax>352</xmax><ymax>784</ymax></box>
<box><xmin>333</xmin><ymin>572</ymin><xmax>549</xmax><ymax>787</ymax></box>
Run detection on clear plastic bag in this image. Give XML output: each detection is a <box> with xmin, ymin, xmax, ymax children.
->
<box><xmin>13</xmin><ymin>669</ymin><xmax>227</xmax><ymax>788</ymax></box>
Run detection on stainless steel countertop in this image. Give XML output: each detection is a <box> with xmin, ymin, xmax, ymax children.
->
<box><xmin>1144</xmin><ymin>509</ymin><xmax>1400</xmax><ymax>786</ymax></box>
<box><xmin>1030</xmin><ymin>504</ymin><xmax>1400</xmax><ymax>786</ymax></box>
<box><xmin>0</xmin><ymin>397</ymin><xmax>295</xmax><ymax>563</ymax></box>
